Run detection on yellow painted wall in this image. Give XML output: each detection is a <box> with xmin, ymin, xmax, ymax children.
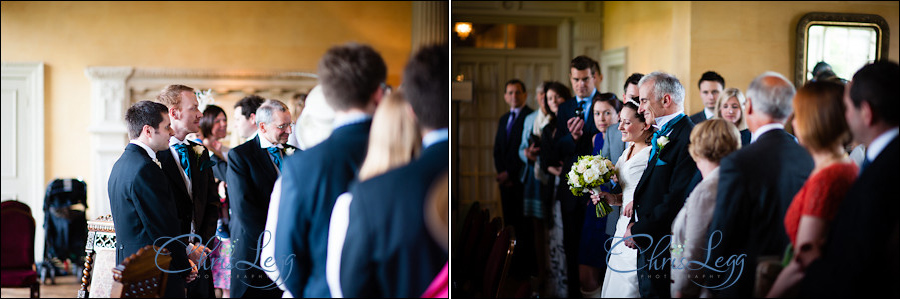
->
<box><xmin>604</xmin><ymin>1</ymin><xmax>900</xmax><ymax>115</ymax></box>
<box><xmin>604</xmin><ymin>1</ymin><xmax>692</xmax><ymax>107</ymax></box>
<box><xmin>1</xmin><ymin>1</ymin><xmax>412</xmax><ymax>192</ymax></box>
<box><xmin>689</xmin><ymin>1</ymin><xmax>900</xmax><ymax>115</ymax></box>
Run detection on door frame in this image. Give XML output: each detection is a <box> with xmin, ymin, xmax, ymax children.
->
<box><xmin>1</xmin><ymin>61</ymin><xmax>46</xmax><ymax>262</ymax></box>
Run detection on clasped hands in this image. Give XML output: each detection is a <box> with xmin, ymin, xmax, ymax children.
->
<box><xmin>184</xmin><ymin>243</ymin><xmax>212</xmax><ymax>283</ymax></box>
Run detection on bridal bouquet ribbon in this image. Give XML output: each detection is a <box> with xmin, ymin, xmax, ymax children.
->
<box><xmin>566</xmin><ymin>154</ymin><xmax>616</xmax><ymax>218</ymax></box>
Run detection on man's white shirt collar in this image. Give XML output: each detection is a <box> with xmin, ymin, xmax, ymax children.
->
<box><xmin>333</xmin><ymin>111</ymin><xmax>372</xmax><ymax>129</ymax></box>
<box><xmin>423</xmin><ymin>128</ymin><xmax>449</xmax><ymax>149</ymax></box>
<box><xmin>750</xmin><ymin>123</ymin><xmax>785</xmax><ymax>144</ymax></box>
<box><xmin>169</xmin><ymin>136</ymin><xmax>190</xmax><ymax>146</ymax></box>
<box><xmin>129</xmin><ymin>140</ymin><xmax>157</xmax><ymax>161</ymax></box>
<box><xmin>258</xmin><ymin>134</ymin><xmax>281</xmax><ymax>149</ymax></box>
<box><xmin>704</xmin><ymin>108</ymin><xmax>715</xmax><ymax>120</ymax></box>
<box><xmin>577</xmin><ymin>88</ymin><xmax>598</xmax><ymax>103</ymax></box>
<box><xmin>867</xmin><ymin>127</ymin><xmax>899</xmax><ymax>162</ymax></box>
<box><xmin>653</xmin><ymin>109</ymin><xmax>686</xmax><ymax>132</ymax></box>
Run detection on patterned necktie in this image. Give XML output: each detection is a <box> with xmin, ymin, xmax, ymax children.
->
<box><xmin>173</xmin><ymin>143</ymin><xmax>191</xmax><ymax>179</ymax></box>
<box><xmin>268</xmin><ymin>146</ymin><xmax>283</xmax><ymax>170</ymax></box>
<box><xmin>649</xmin><ymin>114</ymin><xmax>685</xmax><ymax>160</ymax></box>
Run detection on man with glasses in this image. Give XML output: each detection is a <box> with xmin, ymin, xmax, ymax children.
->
<box><xmin>226</xmin><ymin>99</ymin><xmax>297</xmax><ymax>297</ymax></box>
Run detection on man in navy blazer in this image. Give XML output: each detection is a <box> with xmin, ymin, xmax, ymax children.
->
<box><xmin>155</xmin><ymin>84</ymin><xmax>220</xmax><ymax>298</ymax></box>
<box><xmin>625</xmin><ymin>71</ymin><xmax>698</xmax><ymax>298</ymax></box>
<box><xmin>689</xmin><ymin>71</ymin><xmax>725</xmax><ymax>124</ymax></box>
<box><xmin>803</xmin><ymin>61</ymin><xmax>899</xmax><ymax>297</ymax></box>
<box><xmin>493</xmin><ymin>78</ymin><xmax>533</xmax><ymax>236</ymax></box>
<box><xmin>275</xmin><ymin>42</ymin><xmax>386</xmax><ymax>298</ymax></box>
<box><xmin>554</xmin><ymin>55</ymin><xmax>602</xmax><ymax>297</ymax></box>
<box><xmin>108</xmin><ymin>101</ymin><xmax>193</xmax><ymax>298</ymax></box>
<box><xmin>705</xmin><ymin>72</ymin><xmax>813</xmax><ymax>297</ymax></box>
<box><xmin>226</xmin><ymin>99</ymin><xmax>297</xmax><ymax>297</ymax></box>
<box><xmin>336</xmin><ymin>43</ymin><xmax>449</xmax><ymax>298</ymax></box>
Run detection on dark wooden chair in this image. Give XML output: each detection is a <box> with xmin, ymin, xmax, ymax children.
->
<box><xmin>110</xmin><ymin>245</ymin><xmax>171</xmax><ymax>298</ymax></box>
<box><xmin>482</xmin><ymin>225</ymin><xmax>515</xmax><ymax>298</ymax></box>
<box><xmin>1</xmin><ymin>200</ymin><xmax>40</xmax><ymax>298</ymax></box>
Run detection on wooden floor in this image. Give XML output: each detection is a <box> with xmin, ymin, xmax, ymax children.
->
<box><xmin>0</xmin><ymin>274</ymin><xmax>80</xmax><ymax>298</ymax></box>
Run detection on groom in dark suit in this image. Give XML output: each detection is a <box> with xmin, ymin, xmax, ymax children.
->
<box><xmin>338</xmin><ymin>43</ymin><xmax>449</xmax><ymax>298</ymax></box>
<box><xmin>705</xmin><ymin>72</ymin><xmax>813</xmax><ymax>297</ymax></box>
<box><xmin>155</xmin><ymin>84</ymin><xmax>220</xmax><ymax>298</ymax></box>
<box><xmin>275</xmin><ymin>42</ymin><xmax>386</xmax><ymax>298</ymax></box>
<box><xmin>803</xmin><ymin>61</ymin><xmax>899</xmax><ymax>298</ymax></box>
<box><xmin>494</xmin><ymin>78</ymin><xmax>533</xmax><ymax>235</ymax></box>
<box><xmin>109</xmin><ymin>101</ymin><xmax>193</xmax><ymax>298</ymax></box>
<box><xmin>227</xmin><ymin>99</ymin><xmax>296</xmax><ymax>297</ymax></box>
<box><xmin>626</xmin><ymin>71</ymin><xmax>698</xmax><ymax>298</ymax></box>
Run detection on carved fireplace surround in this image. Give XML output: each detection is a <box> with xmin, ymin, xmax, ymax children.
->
<box><xmin>84</xmin><ymin>66</ymin><xmax>318</xmax><ymax>218</ymax></box>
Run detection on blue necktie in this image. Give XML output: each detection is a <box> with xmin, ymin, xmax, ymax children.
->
<box><xmin>506</xmin><ymin>111</ymin><xmax>516</xmax><ymax>139</ymax></box>
<box><xmin>649</xmin><ymin>114</ymin><xmax>685</xmax><ymax>159</ymax></box>
<box><xmin>173</xmin><ymin>143</ymin><xmax>191</xmax><ymax>179</ymax></box>
<box><xmin>268</xmin><ymin>146</ymin><xmax>283</xmax><ymax>170</ymax></box>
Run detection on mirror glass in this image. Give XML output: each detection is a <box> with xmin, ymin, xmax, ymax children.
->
<box><xmin>795</xmin><ymin>13</ymin><xmax>890</xmax><ymax>87</ymax></box>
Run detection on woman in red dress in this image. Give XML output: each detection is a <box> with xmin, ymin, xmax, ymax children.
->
<box><xmin>767</xmin><ymin>80</ymin><xmax>858</xmax><ymax>297</ymax></box>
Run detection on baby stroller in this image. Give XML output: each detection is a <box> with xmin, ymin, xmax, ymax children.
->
<box><xmin>39</xmin><ymin>178</ymin><xmax>88</xmax><ymax>285</ymax></box>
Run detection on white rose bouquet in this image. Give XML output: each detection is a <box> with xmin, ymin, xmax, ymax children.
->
<box><xmin>566</xmin><ymin>155</ymin><xmax>617</xmax><ymax>218</ymax></box>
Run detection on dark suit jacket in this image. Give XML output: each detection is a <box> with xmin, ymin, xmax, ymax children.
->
<box><xmin>705</xmin><ymin>128</ymin><xmax>813</xmax><ymax>297</ymax></box>
<box><xmin>739</xmin><ymin>128</ymin><xmax>751</xmax><ymax>146</ymax></box>
<box><xmin>108</xmin><ymin>143</ymin><xmax>188</xmax><ymax>298</ymax></box>
<box><xmin>340</xmin><ymin>140</ymin><xmax>449</xmax><ymax>297</ymax></box>
<box><xmin>689</xmin><ymin>111</ymin><xmax>708</xmax><ymax>124</ymax></box>
<box><xmin>494</xmin><ymin>106</ymin><xmax>534</xmax><ymax>180</ymax></box>
<box><xmin>275</xmin><ymin>120</ymin><xmax>371</xmax><ymax>298</ymax></box>
<box><xmin>631</xmin><ymin>116</ymin><xmax>697</xmax><ymax>247</ymax></box>
<box><xmin>802</xmin><ymin>136</ymin><xmax>899</xmax><ymax>298</ymax></box>
<box><xmin>556</xmin><ymin>98</ymin><xmax>598</xmax><ymax>175</ymax></box>
<box><xmin>226</xmin><ymin>136</ymin><xmax>294</xmax><ymax>297</ymax></box>
<box><xmin>157</xmin><ymin>140</ymin><xmax>220</xmax><ymax>243</ymax></box>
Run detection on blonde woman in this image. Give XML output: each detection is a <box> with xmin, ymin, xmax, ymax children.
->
<box><xmin>714</xmin><ymin>87</ymin><xmax>751</xmax><ymax>146</ymax></box>
<box><xmin>670</xmin><ymin>119</ymin><xmax>742</xmax><ymax>297</ymax></box>
<box><xmin>326</xmin><ymin>90</ymin><xmax>422</xmax><ymax>297</ymax></box>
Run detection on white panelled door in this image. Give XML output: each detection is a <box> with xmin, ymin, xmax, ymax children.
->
<box><xmin>1</xmin><ymin>62</ymin><xmax>46</xmax><ymax>262</ymax></box>
<box><xmin>454</xmin><ymin>52</ymin><xmax>559</xmax><ymax>221</ymax></box>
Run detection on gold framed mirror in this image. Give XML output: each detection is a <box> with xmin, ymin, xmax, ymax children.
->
<box><xmin>795</xmin><ymin>12</ymin><xmax>890</xmax><ymax>87</ymax></box>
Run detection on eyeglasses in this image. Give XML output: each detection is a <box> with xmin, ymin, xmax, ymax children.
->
<box><xmin>273</xmin><ymin>122</ymin><xmax>294</xmax><ymax>130</ymax></box>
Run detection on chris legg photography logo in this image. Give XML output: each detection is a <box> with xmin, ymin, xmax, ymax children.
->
<box><xmin>151</xmin><ymin>230</ymin><xmax>295</xmax><ymax>290</ymax></box>
<box><xmin>606</xmin><ymin>230</ymin><xmax>747</xmax><ymax>290</ymax></box>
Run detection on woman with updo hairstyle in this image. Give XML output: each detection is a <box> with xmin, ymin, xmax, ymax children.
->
<box><xmin>592</xmin><ymin>98</ymin><xmax>655</xmax><ymax>298</ymax></box>
<box><xmin>766</xmin><ymin>80</ymin><xmax>858</xmax><ymax>297</ymax></box>
<box><xmin>670</xmin><ymin>119</ymin><xmax>741</xmax><ymax>297</ymax></box>
<box><xmin>713</xmin><ymin>87</ymin><xmax>751</xmax><ymax>146</ymax></box>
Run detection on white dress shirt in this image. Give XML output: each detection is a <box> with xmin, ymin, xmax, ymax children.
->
<box><xmin>866</xmin><ymin>127</ymin><xmax>899</xmax><ymax>162</ymax></box>
<box><xmin>653</xmin><ymin>109</ymin><xmax>686</xmax><ymax>136</ymax></box>
<box><xmin>168</xmin><ymin>136</ymin><xmax>193</xmax><ymax>198</ymax></box>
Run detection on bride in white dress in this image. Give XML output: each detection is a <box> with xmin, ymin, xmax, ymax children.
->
<box><xmin>592</xmin><ymin>101</ymin><xmax>653</xmax><ymax>298</ymax></box>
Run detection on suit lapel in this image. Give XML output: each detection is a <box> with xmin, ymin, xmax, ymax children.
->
<box><xmin>159</xmin><ymin>150</ymin><xmax>190</xmax><ymax>198</ymax></box>
<box><xmin>253</xmin><ymin>138</ymin><xmax>279</xmax><ymax>178</ymax></box>
<box><xmin>634</xmin><ymin>116</ymin><xmax>689</xmax><ymax>196</ymax></box>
